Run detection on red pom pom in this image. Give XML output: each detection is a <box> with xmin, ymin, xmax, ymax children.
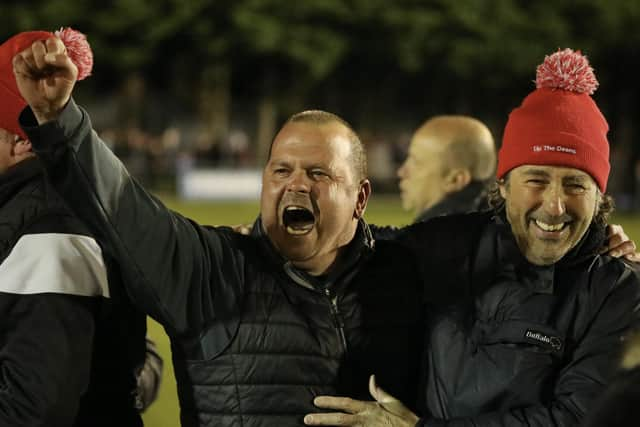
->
<box><xmin>535</xmin><ymin>48</ymin><xmax>598</xmax><ymax>95</ymax></box>
<box><xmin>54</xmin><ymin>27</ymin><xmax>93</xmax><ymax>81</ymax></box>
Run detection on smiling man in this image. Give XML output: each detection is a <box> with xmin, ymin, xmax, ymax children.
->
<box><xmin>304</xmin><ymin>49</ymin><xmax>640</xmax><ymax>427</ymax></box>
<box><xmin>10</xmin><ymin>34</ymin><xmax>426</xmax><ymax>427</ymax></box>
<box><xmin>498</xmin><ymin>165</ymin><xmax>603</xmax><ymax>266</ymax></box>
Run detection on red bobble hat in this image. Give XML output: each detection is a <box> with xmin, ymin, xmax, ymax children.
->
<box><xmin>497</xmin><ymin>48</ymin><xmax>610</xmax><ymax>192</ymax></box>
<box><xmin>0</xmin><ymin>28</ymin><xmax>93</xmax><ymax>140</ymax></box>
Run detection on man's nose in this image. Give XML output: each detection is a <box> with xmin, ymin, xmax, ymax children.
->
<box><xmin>542</xmin><ymin>187</ymin><xmax>567</xmax><ymax>217</ymax></box>
<box><xmin>397</xmin><ymin>161</ymin><xmax>407</xmax><ymax>179</ymax></box>
<box><xmin>286</xmin><ymin>170</ymin><xmax>311</xmax><ymax>192</ymax></box>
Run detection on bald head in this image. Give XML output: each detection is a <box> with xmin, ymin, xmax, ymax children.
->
<box><xmin>398</xmin><ymin>115</ymin><xmax>496</xmax><ymax>214</ymax></box>
<box><xmin>270</xmin><ymin>110</ymin><xmax>367</xmax><ymax>183</ymax></box>
<box><xmin>413</xmin><ymin>115</ymin><xmax>495</xmax><ymax>181</ymax></box>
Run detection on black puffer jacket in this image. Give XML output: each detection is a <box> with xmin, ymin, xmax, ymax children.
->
<box><xmin>25</xmin><ymin>100</ymin><xmax>425</xmax><ymax>427</ymax></box>
<box><xmin>0</xmin><ymin>157</ymin><xmax>146</xmax><ymax>427</ymax></box>
<box><xmin>376</xmin><ymin>212</ymin><xmax>640</xmax><ymax>426</ymax></box>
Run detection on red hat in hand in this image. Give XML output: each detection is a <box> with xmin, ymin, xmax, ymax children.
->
<box><xmin>0</xmin><ymin>28</ymin><xmax>93</xmax><ymax>140</ymax></box>
<box><xmin>497</xmin><ymin>48</ymin><xmax>610</xmax><ymax>192</ymax></box>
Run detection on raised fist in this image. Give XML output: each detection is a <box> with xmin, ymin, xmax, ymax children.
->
<box><xmin>12</xmin><ymin>36</ymin><xmax>78</xmax><ymax>124</ymax></box>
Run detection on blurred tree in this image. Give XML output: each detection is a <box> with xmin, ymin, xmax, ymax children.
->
<box><xmin>1</xmin><ymin>0</ymin><xmax>638</xmax><ymax>193</ymax></box>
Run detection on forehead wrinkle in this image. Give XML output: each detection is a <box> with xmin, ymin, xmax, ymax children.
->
<box><xmin>521</xmin><ymin>168</ymin><xmax>551</xmax><ymax>177</ymax></box>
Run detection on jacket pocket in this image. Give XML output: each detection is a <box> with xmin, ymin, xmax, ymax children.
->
<box><xmin>473</xmin><ymin>319</ymin><xmax>565</xmax><ymax>357</ymax></box>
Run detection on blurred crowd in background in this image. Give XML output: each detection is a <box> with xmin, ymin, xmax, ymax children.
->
<box><xmin>3</xmin><ymin>0</ymin><xmax>640</xmax><ymax>210</ymax></box>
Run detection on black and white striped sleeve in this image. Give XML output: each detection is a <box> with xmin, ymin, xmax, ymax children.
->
<box><xmin>0</xmin><ymin>231</ymin><xmax>107</xmax><ymax>426</ymax></box>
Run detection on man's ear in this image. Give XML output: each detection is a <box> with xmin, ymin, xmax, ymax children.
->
<box><xmin>443</xmin><ymin>168</ymin><xmax>471</xmax><ymax>193</ymax></box>
<box><xmin>498</xmin><ymin>179</ymin><xmax>508</xmax><ymax>198</ymax></box>
<box><xmin>354</xmin><ymin>179</ymin><xmax>372</xmax><ymax>219</ymax></box>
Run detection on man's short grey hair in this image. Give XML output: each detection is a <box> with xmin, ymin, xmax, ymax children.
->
<box><xmin>269</xmin><ymin>110</ymin><xmax>367</xmax><ymax>182</ymax></box>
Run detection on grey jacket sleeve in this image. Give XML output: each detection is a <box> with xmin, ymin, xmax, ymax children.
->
<box><xmin>22</xmin><ymin>99</ymin><xmax>244</xmax><ymax>336</ymax></box>
<box><xmin>425</xmin><ymin>263</ymin><xmax>640</xmax><ymax>427</ymax></box>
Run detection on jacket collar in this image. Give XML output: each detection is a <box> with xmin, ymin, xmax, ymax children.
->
<box><xmin>0</xmin><ymin>157</ymin><xmax>42</xmax><ymax>206</ymax></box>
<box><xmin>415</xmin><ymin>180</ymin><xmax>489</xmax><ymax>223</ymax></box>
<box><xmin>490</xmin><ymin>211</ymin><xmax>606</xmax><ymax>294</ymax></box>
<box><xmin>251</xmin><ymin>217</ymin><xmax>374</xmax><ymax>292</ymax></box>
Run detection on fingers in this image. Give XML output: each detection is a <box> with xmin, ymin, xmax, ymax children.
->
<box><xmin>12</xmin><ymin>54</ymin><xmax>34</xmax><ymax>80</ymax></box>
<box><xmin>602</xmin><ymin>223</ymin><xmax>637</xmax><ymax>258</ymax></box>
<box><xmin>304</xmin><ymin>412</ymin><xmax>357</xmax><ymax>426</ymax></box>
<box><xmin>606</xmin><ymin>224</ymin><xmax>628</xmax><ymax>249</ymax></box>
<box><xmin>44</xmin><ymin>37</ymin><xmax>76</xmax><ymax>72</ymax></box>
<box><xmin>13</xmin><ymin>36</ymin><xmax>76</xmax><ymax>79</ymax></box>
<box><xmin>369</xmin><ymin>375</ymin><xmax>378</xmax><ymax>400</ymax></box>
<box><xmin>313</xmin><ymin>396</ymin><xmax>368</xmax><ymax>414</ymax></box>
<box><xmin>606</xmin><ymin>224</ymin><xmax>624</xmax><ymax>239</ymax></box>
<box><xmin>605</xmin><ymin>240</ymin><xmax>637</xmax><ymax>258</ymax></box>
<box><xmin>625</xmin><ymin>252</ymin><xmax>640</xmax><ymax>263</ymax></box>
<box><xmin>32</xmin><ymin>40</ymin><xmax>48</xmax><ymax>70</ymax></box>
<box><xmin>368</xmin><ymin>375</ymin><xmax>395</xmax><ymax>404</ymax></box>
<box><xmin>616</xmin><ymin>241</ymin><xmax>637</xmax><ymax>258</ymax></box>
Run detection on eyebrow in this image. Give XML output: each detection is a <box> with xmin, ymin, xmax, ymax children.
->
<box><xmin>562</xmin><ymin>175</ymin><xmax>590</xmax><ymax>185</ymax></box>
<box><xmin>270</xmin><ymin>159</ymin><xmax>291</xmax><ymax>167</ymax></box>
<box><xmin>521</xmin><ymin>168</ymin><xmax>551</xmax><ymax>178</ymax></box>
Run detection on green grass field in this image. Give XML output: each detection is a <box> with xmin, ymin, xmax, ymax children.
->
<box><xmin>142</xmin><ymin>195</ymin><xmax>640</xmax><ymax>427</ymax></box>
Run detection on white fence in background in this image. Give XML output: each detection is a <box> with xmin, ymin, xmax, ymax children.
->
<box><xmin>177</xmin><ymin>168</ymin><xmax>262</xmax><ymax>200</ymax></box>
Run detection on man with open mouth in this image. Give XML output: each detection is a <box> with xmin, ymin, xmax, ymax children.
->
<box><xmin>12</xmin><ymin>35</ymin><xmax>428</xmax><ymax>427</ymax></box>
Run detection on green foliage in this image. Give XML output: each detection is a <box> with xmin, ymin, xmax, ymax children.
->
<box><xmin>2</xmin><ymin>0</ymin><xmax>637</xmax><ymax>93</ymax></box>
<box><xmin>2</xmin><ymin>0</ymin><xmax>637</xmax><ymax>79</ymax></box>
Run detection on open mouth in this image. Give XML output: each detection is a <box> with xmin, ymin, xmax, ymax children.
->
<box><xmin>532</xmin><ymin>219</ymin><xmax>570</xmax><ymax>234</ymax></box>
<box><xmin>282</xmin><ymin>206</ymin><xmax>315</xmax><ymax>235</ymax></box>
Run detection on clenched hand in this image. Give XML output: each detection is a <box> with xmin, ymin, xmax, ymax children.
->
<box><xmin>12</xmin><ymin>36</ymin><xmax>77</xmax><ymax>124</ymax></box>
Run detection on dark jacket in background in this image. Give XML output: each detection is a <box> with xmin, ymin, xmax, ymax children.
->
<box><xmin>414</xmin><ymin>180</ymin><xmax>489</xmax><ymax>223</ymax></box>
<box><xmin>24</xmin><ymin>100</ymin><xmax>426</xmax><ymax>427</ymax></box>
<box><xmin>0</xmin><ymin>157</ymin><xmax>147</xmax><ymax>427</ymax></box>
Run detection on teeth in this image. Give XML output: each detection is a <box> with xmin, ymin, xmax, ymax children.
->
<box><xmin>285</xmin><ymin>206</ymin><xmax>306</xmax><ymax>212</ymax></box>
<box><xmin>286</xmin><ymin>226</ymin><xmax>311</xmax><ymax>235</ymax></box>
<box><xmin>535</xmin><ymin>220</ymin><xmax>565</xmax><ymax>232</ymax></box>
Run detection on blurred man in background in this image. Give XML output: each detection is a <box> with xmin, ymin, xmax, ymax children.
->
<box><xmin>0</xmin><ymin>29</ymin><xmax>161</xmax><ymax>426</ymax></box>
<box><xmin>397</xmin><ymin>115</ymin><xmax>495</xmax><ymax>222</ymax></box>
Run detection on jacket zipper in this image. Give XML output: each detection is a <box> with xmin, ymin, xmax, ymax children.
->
<box><xmin>324</xmin><ymin>287</ymin><xmax>348</xmax><ymax>355</ymax></box>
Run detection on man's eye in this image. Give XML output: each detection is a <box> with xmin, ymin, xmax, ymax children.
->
<box><xmin>310</xmin><ymin>170</ymin><xmax>328</xmax><ymax>178</ymax></box>
<box><xmin>526</xmin><ymin>179</ymin><xmax>546</xmax><ymax>185</ymax></box>
<box><xmin>567</xmin><ymin>184</ymin><xmax>586</xmax><ymax>193</ymax></box>
<box><xmin>274</xmin><ymin>168</ymin><xmax>289</xmax><ymax>176</ymax></box>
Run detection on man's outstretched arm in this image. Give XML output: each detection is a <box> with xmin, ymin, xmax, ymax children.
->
<box><xmin>13</xmin><ymin>35</ymin><xmax>243</xmax><ymax>336</ymax></box>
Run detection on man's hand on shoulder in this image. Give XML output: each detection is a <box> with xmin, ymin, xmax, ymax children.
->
<box><xmin>603</xmin><ymin>224</ymin><xmax>639</xmax><ymax>263</ymax></box>
<box><xmin>12</xmin><ymin>36</ymin><xmax>77</xmax><ymax>124</ymax></box>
